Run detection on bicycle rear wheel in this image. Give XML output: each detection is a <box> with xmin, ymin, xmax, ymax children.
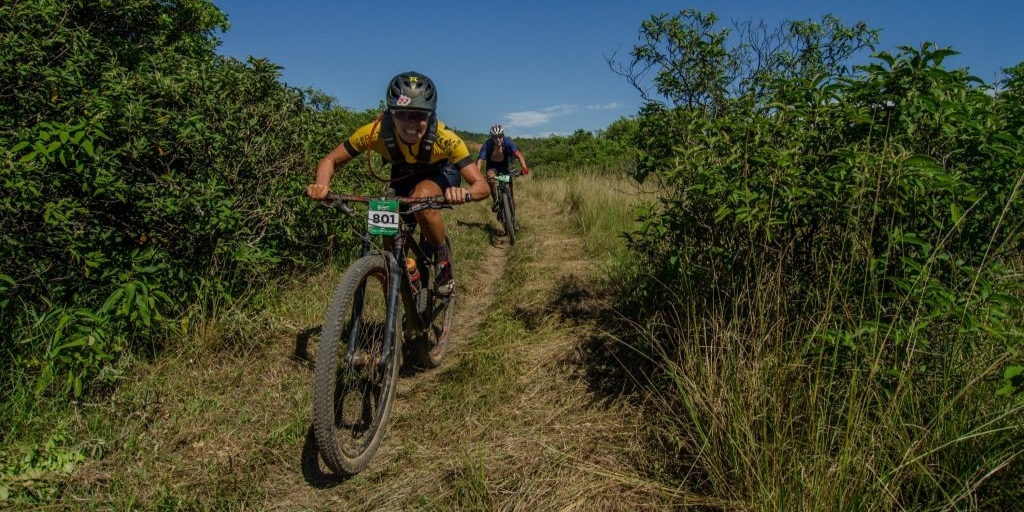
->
<box><xmin>409</xmin><ymin>236</ymin><xmax>455</xmax><ymax>368</ymax></box>
<box><xmin>501</xmin><ymin>192</ymin><xmax>516</xmax><ymax>246</ymax></box>
<box><xmin>313</xmin><ymin>254</ymin><xmax>401</xmax><ymax>475</ymax></box>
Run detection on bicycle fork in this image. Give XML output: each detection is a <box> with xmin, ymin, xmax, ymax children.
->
<box><xmin>343</xmin><ymin>251</ymin><xmax>404</xmax><ymax>368</ymax></box>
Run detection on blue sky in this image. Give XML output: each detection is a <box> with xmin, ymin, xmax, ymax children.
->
<box><xmin>211</xmin><ymin>0</ymin><xmax>1022</xmax><ymax>137</ymax></box>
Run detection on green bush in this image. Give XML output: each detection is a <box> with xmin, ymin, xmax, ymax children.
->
<box><xmin>627</xmin><ymin>43</ymin><xmax>1024</xmax><ymax>385</ymax></box>
<box><xmin>613</xmin><ymin>10</ymin><xmax>1024</xmax><ymax>507</ymax></box>
<box><xmin>0</xmin><ymin>0</ymin><xmax>372</xmax><ymax>397</ymax></box>
<box><xmin>521</xmin><ymin>119</ymin><xmax>639</xmax><ymax>177</ymax></box>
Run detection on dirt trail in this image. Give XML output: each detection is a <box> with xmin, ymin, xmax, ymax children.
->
<box><xmin>282</xmin><ymin>182</ymin><xmax>673</xmax><ymax>511</ymax></box>
<box><xmin>67</xmin><ymin>179</ymin><xmax>676</xmax><ymax>511</ymax></box>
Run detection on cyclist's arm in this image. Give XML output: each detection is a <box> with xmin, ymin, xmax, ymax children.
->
<box><xmin>507</xmin><ymin>138</ymin><xmax>528</xmax><ymax>173</ymax></box>
<box><xmin>475</xmin><ymin>142</ymin><xmax>489</xmax><ymax>175</ymax></box>
<box><xmin>453</xmin><ymin>159</ymin><xmax>489</xmax><ymax>204</ymax></box>
<box><xmin>514</xmin><ymin>150</ymin><xmax>528</xmax><ymax>173</ymax></box>
<box><xmin>308</xmin><ymin>141</ymin><xmax>355</xmax><ymax>199</ymax></box>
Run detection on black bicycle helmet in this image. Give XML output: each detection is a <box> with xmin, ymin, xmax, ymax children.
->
<box><xmin>386</xmin><ymin>71</ymin><xmax>437</xmax><ymax>111</ymax></box>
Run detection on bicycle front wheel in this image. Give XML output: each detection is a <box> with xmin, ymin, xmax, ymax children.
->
<box><xmin>313</xmin><ymin>253</ymin><xmax>401</xmax><ymax>476</ymax></box>
<box><xmin>501</xmin><ymin>192</ymin><xmax>516</xmax><ymax>246</ymax></box>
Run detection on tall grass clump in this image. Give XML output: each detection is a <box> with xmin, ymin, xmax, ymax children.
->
<box><xmin>529</xmin><ymin>170</ymin><xmax>655</xmax><ymax>261</ymax></box>
<box><xmin>612</xmin><ymin>10</ymin><xmax>1024</xmax><ymax>510</ymax></box>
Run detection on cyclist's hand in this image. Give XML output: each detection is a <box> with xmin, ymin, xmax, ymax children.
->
<box><xmin>306</xmin><ymin>183</ymin><xmax>329</xmax><ymax>200</ymax></box>
<box><xmin>521</xmin><ymin>167</ymin><xmax>529</xmax><ymax>175</ymax></box>
<box><xmin>444</xmin><ymin>187</ymin><xmax>471</xmax><ymax>205</ymax></box>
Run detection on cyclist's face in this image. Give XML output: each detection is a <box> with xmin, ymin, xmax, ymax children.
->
<box><xmin>392</xmin><ymin>110</ymin><xmax>429</xmax><ymax>144</ymax></box>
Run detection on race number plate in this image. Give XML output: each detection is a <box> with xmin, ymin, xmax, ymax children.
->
<box><xmin>495</xmin><ymin>174</ymin><xmax>511</xmax><ymax>183</ymax></box>
<box><xmin>368</xmin><ymin>199</ymin><xmax>400</xmax><ymax>236</ymax></box>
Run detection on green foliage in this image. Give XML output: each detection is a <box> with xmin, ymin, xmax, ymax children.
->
<box><xmin>0</xmin><ymin>432</ymin><xmax>88</xmax><ymax>504</ymax></box>
<box><xmin>617</xmin><ymin>9</ymin><xmax>1024</xmax><ymax>507</ymax></box>
<box><xmin>1</xmin><ymin>0</ymin><xmax>370</xmax><ymax>399</ymax></box>
<box><xmin>610</xmin><ymin>9</ymin><xmax>878</xmax><ymax>114</ymax></box>
<box><xmin>520</xmin><ymin>120</ymin><xmax>640</xmax><ymax>177</ymax></box>
<box><xmin>627</xmin><ymin>35</ymin><xmax>1024</xmax><ymax>387</ymax></box>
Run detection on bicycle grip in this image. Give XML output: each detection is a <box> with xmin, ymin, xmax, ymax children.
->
<box><xmin>431</xmin><ymin>193</ymin><xmax>472</xmax><ymax>203</ymax></box>
<box><xmin>435</xmin><ymin>193</ymin><xmax>472</xmax><ymax>203</ymax></box>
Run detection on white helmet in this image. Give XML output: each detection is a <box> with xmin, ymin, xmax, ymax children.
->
<box><xmin>489</xmin><ymin>124</ymin><xmax>504</xmax><ymax>136</ymax></box>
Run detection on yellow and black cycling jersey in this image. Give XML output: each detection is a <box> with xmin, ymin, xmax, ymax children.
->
<box><xmin>343</xmin><ymin>119</ymin><xmax>474</xmax><ymax>171</ymax></box>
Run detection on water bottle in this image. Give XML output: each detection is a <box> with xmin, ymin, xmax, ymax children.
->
<box><xmin>405</xmin><ymin>257</ymin><xmax>421</xmax><ymax>293</ymax></box>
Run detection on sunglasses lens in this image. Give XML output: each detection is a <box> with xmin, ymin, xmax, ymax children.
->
<box><xmin>394</xmin><ymin>110</ymin><xmax>428</xmax><ymax>122</ymax></box>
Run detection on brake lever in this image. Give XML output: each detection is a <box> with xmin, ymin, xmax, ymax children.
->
<box><xmin>323</xmin><ymin>193</ymin><xmax>354</xmax><ymax>216</ymax></box>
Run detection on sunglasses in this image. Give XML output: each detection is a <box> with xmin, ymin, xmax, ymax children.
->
<box><xmin>392</xmin><ymin>110</ymin><xmax>430</xmax><ymax>122</ymax></box>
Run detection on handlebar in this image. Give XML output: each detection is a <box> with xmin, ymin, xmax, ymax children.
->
<box><xmin>320</xmin><ymin>191</ymin><xmax>473</xmax><ymax>216</ymax></box>
<box><xmin>487</xmin><ymin>169</ymin><xmax>524</xmax><ymax>182</ymax></box>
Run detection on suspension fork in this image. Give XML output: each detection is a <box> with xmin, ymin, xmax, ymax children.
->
<box><xmin>378</xmin><ymin>232</ymin><xmax>409</xmax><ymax>365</ymax></box>
<box><xmin>345</xmin><ymin>234</ymin><xmax>376</xmax><ymax>363</ymax></box>
<box><xmin>499</xmin><ymin>181</ymin><xmax>512</xmax><ymax>215</ymax></box>
<box><xmin>344</xmin><ymin>232</ymin><xmax>404</xmax><ymax>366</ymax></box>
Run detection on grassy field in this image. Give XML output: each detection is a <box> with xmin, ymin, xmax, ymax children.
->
<box><xmin>1</xmin><ymin>170</ymin><xmax>682</xmax><ymax>510</ymax></box>
<box><xmin>5</xmin><ymin>168</ymin><xmax>1019</xmax><ymax>511</ymax></box>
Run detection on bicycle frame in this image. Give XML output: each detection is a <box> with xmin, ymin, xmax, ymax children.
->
<box><xmin>329</xmin><ymin>192</ymin><xmax>448</xmax><ymax>367</ymax></box>
<box><xmin>313</xmin><ymin>189</ymin><xmax>462</xmax><ymax>475</ymax></box>
<box><xmin>496</xmin><ymin>174</ymin><xmax>515</xmax><ymax>206</ymax></box>
<box><xmin>493</xmin><ymin>168</ymin><xmax>523</xmax><ymax>207</ymax></box>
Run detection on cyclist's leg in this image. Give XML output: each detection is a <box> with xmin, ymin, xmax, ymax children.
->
<box><xmin>486</xmin><ymin>168</ymin><xmax>499</xmax><ymax>210</ymax></box>
<box><xmin>407</xmin><ymin>177</ymin><xmax>444</xmax><ymax>246</ymax></box>
<box><xmin>391</xmin><ymin>174</ymin><xmax>420</xmax><ymax>236</ymax></box>
<box><xmin>409</xmin><ymin>174</ymin><xmax>454</xmax><ymax>295</ymax></box>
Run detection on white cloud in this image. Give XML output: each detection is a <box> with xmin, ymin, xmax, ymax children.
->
<box><xmin>497</xmin><ymin>101</ymin><xmax>626</xmax><ymax>134</ymax></box>
<box><xmin>586</xmin><ymin>101</ymin><xmax>622</xmax><ymax>110</ymax></box>
<box><xmin>503</xmin><ymin>104</ymin><xmax>578</xmax><ymax>128</ymax></box>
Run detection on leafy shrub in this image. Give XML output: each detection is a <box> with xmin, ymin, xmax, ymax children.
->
<box><xmin>614</xmin><ymin>9</ymin><xmax>1024</xmax><ymax>507</ymax></box>
<box><xmin>0</xmin><ymin>0</ymin><xmax>372</xmax><ymax>397</ymax></box>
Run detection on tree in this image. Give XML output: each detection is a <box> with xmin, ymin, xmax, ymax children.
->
<box><xmin>608</xmin><ymin>9</ymin><xmax>879</xmax><ymax>115</ymax></box>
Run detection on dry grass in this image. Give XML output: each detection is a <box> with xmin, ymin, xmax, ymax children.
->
<box><xmin>47</xmin><ymin>172</ymin><xmax>690</xmax><ymax>511</ymax></box>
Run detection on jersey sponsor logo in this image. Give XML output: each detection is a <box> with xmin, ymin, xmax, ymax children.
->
<box><xmin>354</xmin><ymin>133</ymin><xmax>372</xmax><ymax>151</ymax></box>
<box><xmin>437</xmin><ymin>136</ymin><xmax>459</xmax><ymax>154</ymax></box>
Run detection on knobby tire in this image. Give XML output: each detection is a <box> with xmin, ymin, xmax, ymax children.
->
<box><xmin>313</xmin><ymin>254</ymin><xmax>401</xmax><ymax>475</ymax></box>
<box><xmin>501</xmin><ymin>192</ymin><xmax>516</xmax><ymax>246</ymax></box>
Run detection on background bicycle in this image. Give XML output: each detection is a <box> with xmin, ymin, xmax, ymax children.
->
<box><xmin>492</xmin><ymin>167</ymin><xmax>524</xmax><ymax>245</ymax></box>
<box><xmin>312</xmin><ymin>190</ymin><xmax>465</xmax><ymax>476</ymax></box>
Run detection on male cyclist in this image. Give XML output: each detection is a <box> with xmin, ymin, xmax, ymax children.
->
<box><xmin>306</xmin><ymin>71</ymin><xmax>489</xmax><ymax>295</ymax></box>
<box><xmin>476</xmin><ymin>124</ymin><xmax>530</xmax><ymax>220</ymax></box>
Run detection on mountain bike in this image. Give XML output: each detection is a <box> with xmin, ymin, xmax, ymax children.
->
<box><xmin>312</xmin><ymin>189</ymin><xmax>466</xmax><ymax>476</ymax></box>
<box><xmin>491</xmin><ymin>168</ymin><xmax>523</xmax><ymax>246</ymax></box>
